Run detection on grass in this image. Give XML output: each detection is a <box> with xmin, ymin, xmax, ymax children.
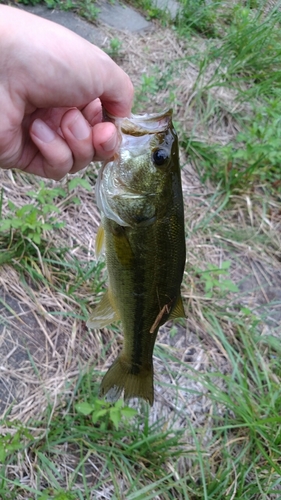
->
<box><xmin>1</xmin><ymin>0</ymin><xmax>281</xmax><ymax>498</ymax></box>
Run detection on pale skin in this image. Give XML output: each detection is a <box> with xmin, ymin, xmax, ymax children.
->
<box><xmin>0</xmin><ymin>5</ymin><xmax>134</xmax><ymax>180</ymax></box>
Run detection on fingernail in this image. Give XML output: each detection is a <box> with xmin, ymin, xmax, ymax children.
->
<box><xmin>69</xmin><ymin>113</ymin><xmax>90</xmax><ymax>140</ymax></box>
<box><xmin>102</xmin><ymin>132</ymin><xmax>119</xmax><ymax>152</ymax></box>
<box><xmin>32</xmin><ymin>119</ymin><xmax>56</xmax><ymax>143</ymax></box>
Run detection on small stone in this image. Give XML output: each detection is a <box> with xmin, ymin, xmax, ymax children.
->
<box><xmin>153</xmin><ymin>0</ymin><xmax>181</xmax><ymax>20</ymax></box>
<box><xmin>97</xmin><ymin>1</ymin><xmax>151</xmax><ymax>32</ymax></box>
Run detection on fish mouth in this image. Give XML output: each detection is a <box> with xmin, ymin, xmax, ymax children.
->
<box><xmin>103</xmin><ymin>109</ymin><xmax>173</xmax><ymax>136</ymax></box>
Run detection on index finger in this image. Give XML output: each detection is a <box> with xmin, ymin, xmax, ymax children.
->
<box><xmin>99</xmin><ymin>64</ymin><xmax>134</xmax><ymax>117</ymax></box>
<box><xmin>93</xmin><ymin>48</ymin><xmax>134</xmax><ymax>117</ymax></box>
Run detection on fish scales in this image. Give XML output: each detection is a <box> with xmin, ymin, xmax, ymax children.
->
<box><xmin>87</xmin><ymin>109</ymin><xmax>186</xmax><ymax>405</ymax></box>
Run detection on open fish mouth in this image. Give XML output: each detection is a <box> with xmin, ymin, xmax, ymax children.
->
<box><xmin>104</xmin><ymin>108</ymin><xmax>173</xmax><ymax>136</ymax></box>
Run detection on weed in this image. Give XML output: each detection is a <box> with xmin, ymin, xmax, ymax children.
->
<box><xmin>209</xmin><ymin>4</ymin><xmax>281</xmax><ymax>90</ymax></box>
<box><xmin>187</xmin><ymin>94</ymin><xmax>281</xmax><ymax>194</ymax></box>
<box><xmin>147</xmin><ymin>73</ymin><xmax>161</xmax><ymax>94</ymax></box>
<box><xmin>76</xmin><ymin>0</ymin><xmax>100</xmax><ymax>22</ymax></box>
<box><xmin>18</xmin><ymin>0</ymin><xmax>42</xmax><ymax>5</ymax></box>
<box><xmin>177</xmin><ymin>0</ymin><xmax>223</xmax><ymax>38</ymax></box>
<box><xmin>76</xmin><ymin>398</ymin><xmax>137</xmax><ymax>430</ymax></box>
<box><xmin>0</xmin><ymin>183</ymin><xmax>65</xmax><ymax>246</ymax></box>
<box><xmin>128</xmin><ymin>0</ymin><xmax>169</xmax><ymax>22</ymax></box>
<box><xmin>0</xmin><ymin>185</ymin><xmax>64</xmax><ymax>271</ymax></box>
<box><xmin>106</xmin><ymin>37</ymin><xmax>123</xmax><ymax>59</ymax></box>
<box><xmin>0</xmin><ymin>424</ymin><xmax>33</xmax><ymax>463</ymax></box>
<box><xmin>195</xmin><ymin>260</ymin><xmax>239</xmax><ymax>298</ymax></box>
<box><xmin>226</xmin><ymin>95</ymin><xmax>281</xmax><ymax>189</ymax></box>
<box><xmin>134</xmin><ymin>74</ymin><xmax>159</xmax><ymax>108</ymax></box>
<box><xmin>0</xmin><ymin>177</ymin><xmax>92</xmax><ymax>249</ymax></box>
<box><xmin>178</xmin><ymin>2</ymin><xmax>281</xmax><ymax>195</ymax></box>
<box><xmin>133</xmin><ymin>64</ymin><xmax>179</xmax><ymax>111</ymax></box>
<box><xmin>40</xmin><ymin>492</ymin><xmax>77</xmax><ymax>500</ymax></box>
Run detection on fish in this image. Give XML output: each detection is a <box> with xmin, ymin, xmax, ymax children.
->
<box><xmin>87</xmin><ymin>109</ymin><xmax>186</xmax><ymax>405</ymax></box>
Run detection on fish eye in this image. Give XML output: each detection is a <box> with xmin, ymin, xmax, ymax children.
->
<box><xmin>152</xmin><ymin>149</ymin><xmax>169</xmax><ymax>167</ymax></box>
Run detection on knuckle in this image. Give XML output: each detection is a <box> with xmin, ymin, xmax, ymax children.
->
<box><xmin>44</xmin><ymin>152</ymin><xmax>73</xmax><ymax>180</ymax></box>
<box><xmin>73</xmin><ymin>142</ymin><xmax>94</xmax><ymax>164</ymax></box>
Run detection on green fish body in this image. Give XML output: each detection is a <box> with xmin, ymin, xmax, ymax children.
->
<box><xmin>87</xmin><ymin>109</ymin><xmax>186</xmax><ymax>405</ymax></box>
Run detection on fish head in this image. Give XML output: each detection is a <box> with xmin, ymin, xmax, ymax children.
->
<box><xmin>96</xmin><ymin>109</ymin><xmax>178</xmax><ymax>227</ymax></box>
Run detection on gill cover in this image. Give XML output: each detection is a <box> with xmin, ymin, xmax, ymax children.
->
<box><xmin>95</xmin><ymin>109</ymin><xmax>174</xmax><ymax>227</ymax></box>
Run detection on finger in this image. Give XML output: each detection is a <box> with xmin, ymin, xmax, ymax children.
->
<box><xmin>60</xmin><ymin>108</ymin><xmax>94</xmax><ymax>174</ymax></box>
<box><xmin>91</xmin><ymin>122</ymin><xmax>120</xmax><ymax>162</ymax></box>
<box><xmin>82</xmin><ymin>99</ymin><xmax>103</xmax><ymax>126</ymax></box>
<box><xmin>100</xmin><ymin>71</ymin><xmax>134</xmax><ymax>118</ymax></box>
<box><xmin>28</xmin><ymin>112</ymin><xmax>119</xmax><ymax>179</ymax></box>
<box><xmin>28</xmin><ymin>118</ymin><xmax>74</xmax><ymax>180</ymax></box>
<box><xmin>61</xmin><ymin>109</ymin><xmax>119</xmax><ymax>173</ymax></box>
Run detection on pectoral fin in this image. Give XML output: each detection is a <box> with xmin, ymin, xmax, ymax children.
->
<box><xmin>87</xmin><ymin>290</ymin><xmax>119</xmax><ymax>329</ymax></box>
<box><xmin>112</xmin><ymin>226</ymin><xmax>134</xmax><ymax>267</ymax></box>
<box><xmin>169</xmin><ymin>295</ymin><xmax>186</xmax><ymax>320</ymax></box>
<box><xmin>95</xmin><ymin>223</ymin><xmax>105</xmax><ymax>259</ymax></box>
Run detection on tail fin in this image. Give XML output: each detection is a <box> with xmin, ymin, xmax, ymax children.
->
<box><xmin>100</xmin><ymin>355</ymin><xmax>154</xmax><ymax>405</ymax></box>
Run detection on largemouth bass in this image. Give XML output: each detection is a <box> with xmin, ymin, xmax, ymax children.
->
<box><xmin>87</xmin><ymin>109</ymin><xmax>186</xmax><ymax>405</ymax></box>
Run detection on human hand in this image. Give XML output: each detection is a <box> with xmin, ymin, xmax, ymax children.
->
<box><xmin>0</xmin><ymin>5</ymin><xmax>134</xmax><ymax>180</ymax></box>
